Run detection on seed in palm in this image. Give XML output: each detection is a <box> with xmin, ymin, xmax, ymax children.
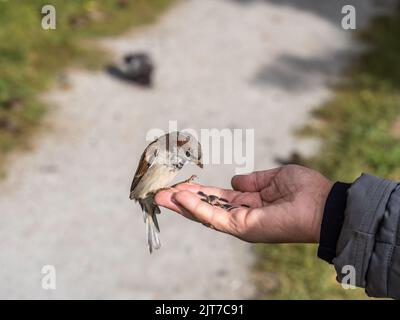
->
<box><xmin>196</xmin><ymin>191</ymin><xmax>243</xmax><ymax>211</ymax></box>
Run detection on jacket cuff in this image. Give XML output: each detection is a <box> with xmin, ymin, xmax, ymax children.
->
<box><xmin>317</xmin><ymin>182</ymin><xmax>351</xmax><ymax>264</ymax></box>
<box><xmin>333</xmin><ymin>174</ymin><xmax>398</xmax><ymax>295</ymax></box>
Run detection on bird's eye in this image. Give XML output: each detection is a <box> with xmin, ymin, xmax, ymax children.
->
<box><xmin>185</xmin><ymin>151</ymin><xmax>191</xmax><ymax>157</ymax></box>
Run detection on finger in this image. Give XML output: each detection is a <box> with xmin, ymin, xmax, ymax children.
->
<box><xmin>173</xmin><ymin>190</ymin><xmax>244</xmax><ymax>234</ymax></box>
<box><xmin>154</xmin><ymin>189</ymin><xmax>200</xmax><ymax>222</ymax></box>
<box><xmin>154</xmin><ymin>189</ymin><xmax>181</xmax><ymax>212</ymax></box>
<box><xmin>231</xmin><ymin>167</ymin><xmax>281</xmax><ymax>192</ymax></box>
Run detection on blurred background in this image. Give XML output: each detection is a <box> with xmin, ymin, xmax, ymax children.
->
<box><xmin>0</xmin><ymin>0</ymin><xmax>399</xmax><ymax>299</ymax></box>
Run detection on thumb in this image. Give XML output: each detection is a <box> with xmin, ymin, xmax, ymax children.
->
<box><xmin>231</xmin><ymin>168</ymin><xmax>281</xmax><ymax>192</ymax></box>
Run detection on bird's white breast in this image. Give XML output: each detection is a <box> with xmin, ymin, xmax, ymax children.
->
<box><xmin>133</xmin><ymin>164</ymin><xmax>179</xmax><ymax>199</ymax></box>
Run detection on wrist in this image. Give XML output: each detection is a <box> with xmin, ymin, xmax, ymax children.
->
<box><xmin>311</xmin><ymin>180</ymin><xmax>334</xmax><ymax>243</ymax></box>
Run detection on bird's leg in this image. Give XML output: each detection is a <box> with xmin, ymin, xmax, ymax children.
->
<box><xmin>185</xmin><ymin>174</ymin><xmax>198</xmax><ymax>183</ymax></box>
<box><xmin>170</xmin><ymin>175</ymin><xmax>198</xmax><ymax>188</ymax></box>
<box><xmin>155</xmin><ymin>187</ymin><xmax>171</xmax><ymax>193</ymax></box>
<box><xmin>153</xmin><ymin>175</ymin><xmax>198</xmax><ymax>198</ymax></box>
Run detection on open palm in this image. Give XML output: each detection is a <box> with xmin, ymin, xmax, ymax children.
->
<box><xmin>155</xmin><ymin>165</ymin><xmax>333</xmax><ymax>243</ymax></box>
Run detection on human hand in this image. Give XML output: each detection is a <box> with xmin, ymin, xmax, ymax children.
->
<box><xmin>155</xmin><ymin>165</ymin><xmax>333</xmax><ymax>243</ymax></box>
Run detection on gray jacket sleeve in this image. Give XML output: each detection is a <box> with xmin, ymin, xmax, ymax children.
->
<box><xmin>333</xmin><ymin>173</ymin><xmax>400</xmax><ymax>299</ymax></box>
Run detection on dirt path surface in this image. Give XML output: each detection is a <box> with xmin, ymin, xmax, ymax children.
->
<box><xmin>0</xmin><ymin>0</ymin><xmax>385</xmax><ymax>299</ymax></box>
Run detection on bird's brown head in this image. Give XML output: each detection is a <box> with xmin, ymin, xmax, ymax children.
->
<box><xmin>175</xmin><ymin>131</ymin><xmax>203</xmax><ymax>169</ymax></box>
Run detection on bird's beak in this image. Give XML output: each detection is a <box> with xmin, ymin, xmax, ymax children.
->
<box><xmin>196</xmin><ymin>159</ymin><xmax>203</xmax><ymax>169</ymax></box>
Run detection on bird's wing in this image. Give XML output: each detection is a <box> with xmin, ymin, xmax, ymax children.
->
<box><xmin>130</xmin><ymin>140</ymin><xmax>158</xmax><ymax>197</ymax></box>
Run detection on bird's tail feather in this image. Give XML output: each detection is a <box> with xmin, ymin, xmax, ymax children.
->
<box><xmin>140</xmin><ymin>198</ymin><xmax>161</xmax><ymax>253</ymax></box>
<box><xmin>146</xmin><ymin>213</ymin><xmax>161</xmax><ymax>254</ymax></box>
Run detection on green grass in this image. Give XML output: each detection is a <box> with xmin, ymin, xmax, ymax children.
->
<box><xmin>256</xmin><ymin>7</ymin><xmax>400</xmax><ymax>299</ymax></box>
<box><xmin>0</xmin><ymin>0</ymin><xmax>174</xmax><ymax>165</ymax></box>
<box><xmin>255</xmin><ymin>244</ymin><xmax>367</xmax><ymax>299</ymax></box>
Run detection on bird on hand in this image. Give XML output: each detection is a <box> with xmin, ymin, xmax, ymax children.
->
<box><xmin>129</xmin><ymin>131</ymin><xmax>203</xmax><ymax>253</ymax></box>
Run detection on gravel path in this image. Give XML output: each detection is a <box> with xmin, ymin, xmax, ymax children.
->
<box><xmin>0</xmin><ymin>0</ymin><xmax>385</xmax><ymax>299</ymax></box>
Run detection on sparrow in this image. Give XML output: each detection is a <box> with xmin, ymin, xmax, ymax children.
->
<box><xmin>129</xmin><ymin>131</ymin><xmax>203</xmax><ymax>253</ymax></box>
